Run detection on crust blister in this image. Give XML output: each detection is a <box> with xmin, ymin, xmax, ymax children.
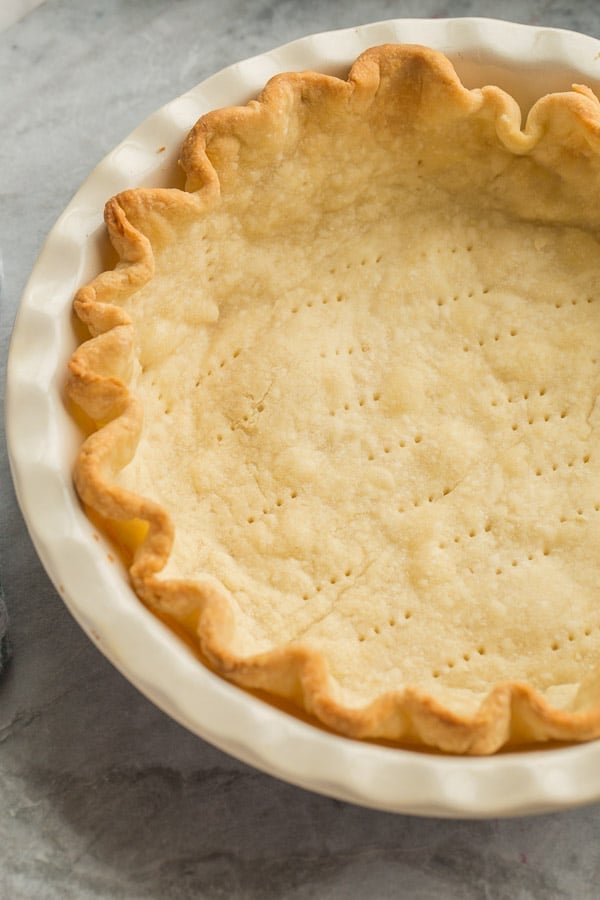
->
<box><xmin>67</xmin><ymin>44</ymin><xmax>600</xmax><ymax>754</ymax></box>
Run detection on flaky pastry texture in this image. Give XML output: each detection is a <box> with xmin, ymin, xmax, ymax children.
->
<box><xmin>67</xmin><ymin>45</ymin><xmax>600</xmax><ymax>754</ymax></box>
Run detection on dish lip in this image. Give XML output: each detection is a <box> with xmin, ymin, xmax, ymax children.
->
<box><xmin>6</xmin><ymin>16</ymin><xmax>600</xmax><ymax>817</ymax></box>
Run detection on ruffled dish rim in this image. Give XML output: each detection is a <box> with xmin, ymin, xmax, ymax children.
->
<box><xmin>7</xmin><ymin>17</ymin><xmax>600</xmax><ymax>814</ymax></box>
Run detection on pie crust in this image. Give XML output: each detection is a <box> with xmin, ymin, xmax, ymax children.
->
<box><xmin>67</xmin><ymin>44</ymin><xmax>600</xmax><ymax>754</ymax></box>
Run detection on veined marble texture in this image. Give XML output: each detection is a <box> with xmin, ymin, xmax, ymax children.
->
<box><xmin>0</xmin><ymin>0</ymin><xmax>46</xmax><ymax>32</ymax></box>
<box><xmin>2</xmin><ymin>0</ymin><xmax>600</xmax><ymax>897</ymax></box>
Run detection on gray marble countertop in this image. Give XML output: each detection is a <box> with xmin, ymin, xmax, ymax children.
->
<box><xmin>2</xmin><ymin>1</ymin><xmax>600</xmax><ymax>897</ymax></box>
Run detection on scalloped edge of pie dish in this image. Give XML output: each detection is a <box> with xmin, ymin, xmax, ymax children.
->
<box><xmin>7</xmin><ymin>17</ymin><xmax>600</xmax><ymax>813</ymax></box>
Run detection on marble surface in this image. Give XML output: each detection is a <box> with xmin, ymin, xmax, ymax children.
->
<box><xmin>0</xmin><ymin>1</ymin><xmax>46</xmax><ymax>33</ymax></box>
<box><xmin>2</xmin><ymin>0</ymin><xmax>600</xmax><ymax>896</ymax></box>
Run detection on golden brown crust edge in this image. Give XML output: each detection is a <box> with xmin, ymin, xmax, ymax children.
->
<box><xmin>66</xmin><ymin>44</ymin><xmax>600</xmax><ymax>754</ymax></box>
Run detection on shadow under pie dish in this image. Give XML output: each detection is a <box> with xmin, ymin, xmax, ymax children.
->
<box><xmin>67</xmin><ymin>42</ymin><xmax>600</xmax><ymax>756</ymax></box>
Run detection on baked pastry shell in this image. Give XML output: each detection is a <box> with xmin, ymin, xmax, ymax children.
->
<box><xmin>7</xmin><ymin>17</ymin><xmax>600</xmax><ymax>813</ymax></box>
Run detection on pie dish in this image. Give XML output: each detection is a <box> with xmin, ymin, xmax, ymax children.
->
<box><xmin>66</xmin><ymin>39</ymin><xmax>600</xmax><ymax>755</ymax></box>
<box><xmin>8</xmin><ymin>17</ymin><xmax>600</xmax><ymax>815</ymax></box>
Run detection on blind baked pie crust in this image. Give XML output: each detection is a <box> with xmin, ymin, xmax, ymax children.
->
<box><xmin>68</xmin><ymin>45</ymin><xmax>600</xmax><ymax>754</ymax></box>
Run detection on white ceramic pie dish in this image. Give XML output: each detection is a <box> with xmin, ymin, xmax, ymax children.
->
<box><xmin>7</xmin><ymin>16</ymin><xmax>600</xmax><ymax>817</ymax></box>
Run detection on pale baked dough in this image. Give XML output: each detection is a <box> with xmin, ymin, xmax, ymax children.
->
<box><xmin>68</xmin><ymin>45</ymin><xmax>600</xmax><ymax>753</ymax></box>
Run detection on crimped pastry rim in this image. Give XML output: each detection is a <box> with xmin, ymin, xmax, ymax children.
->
<box><xmin>65</xmin><ymin>42</ymin><xmax>600</xmax><ymax>755</ymax></box>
